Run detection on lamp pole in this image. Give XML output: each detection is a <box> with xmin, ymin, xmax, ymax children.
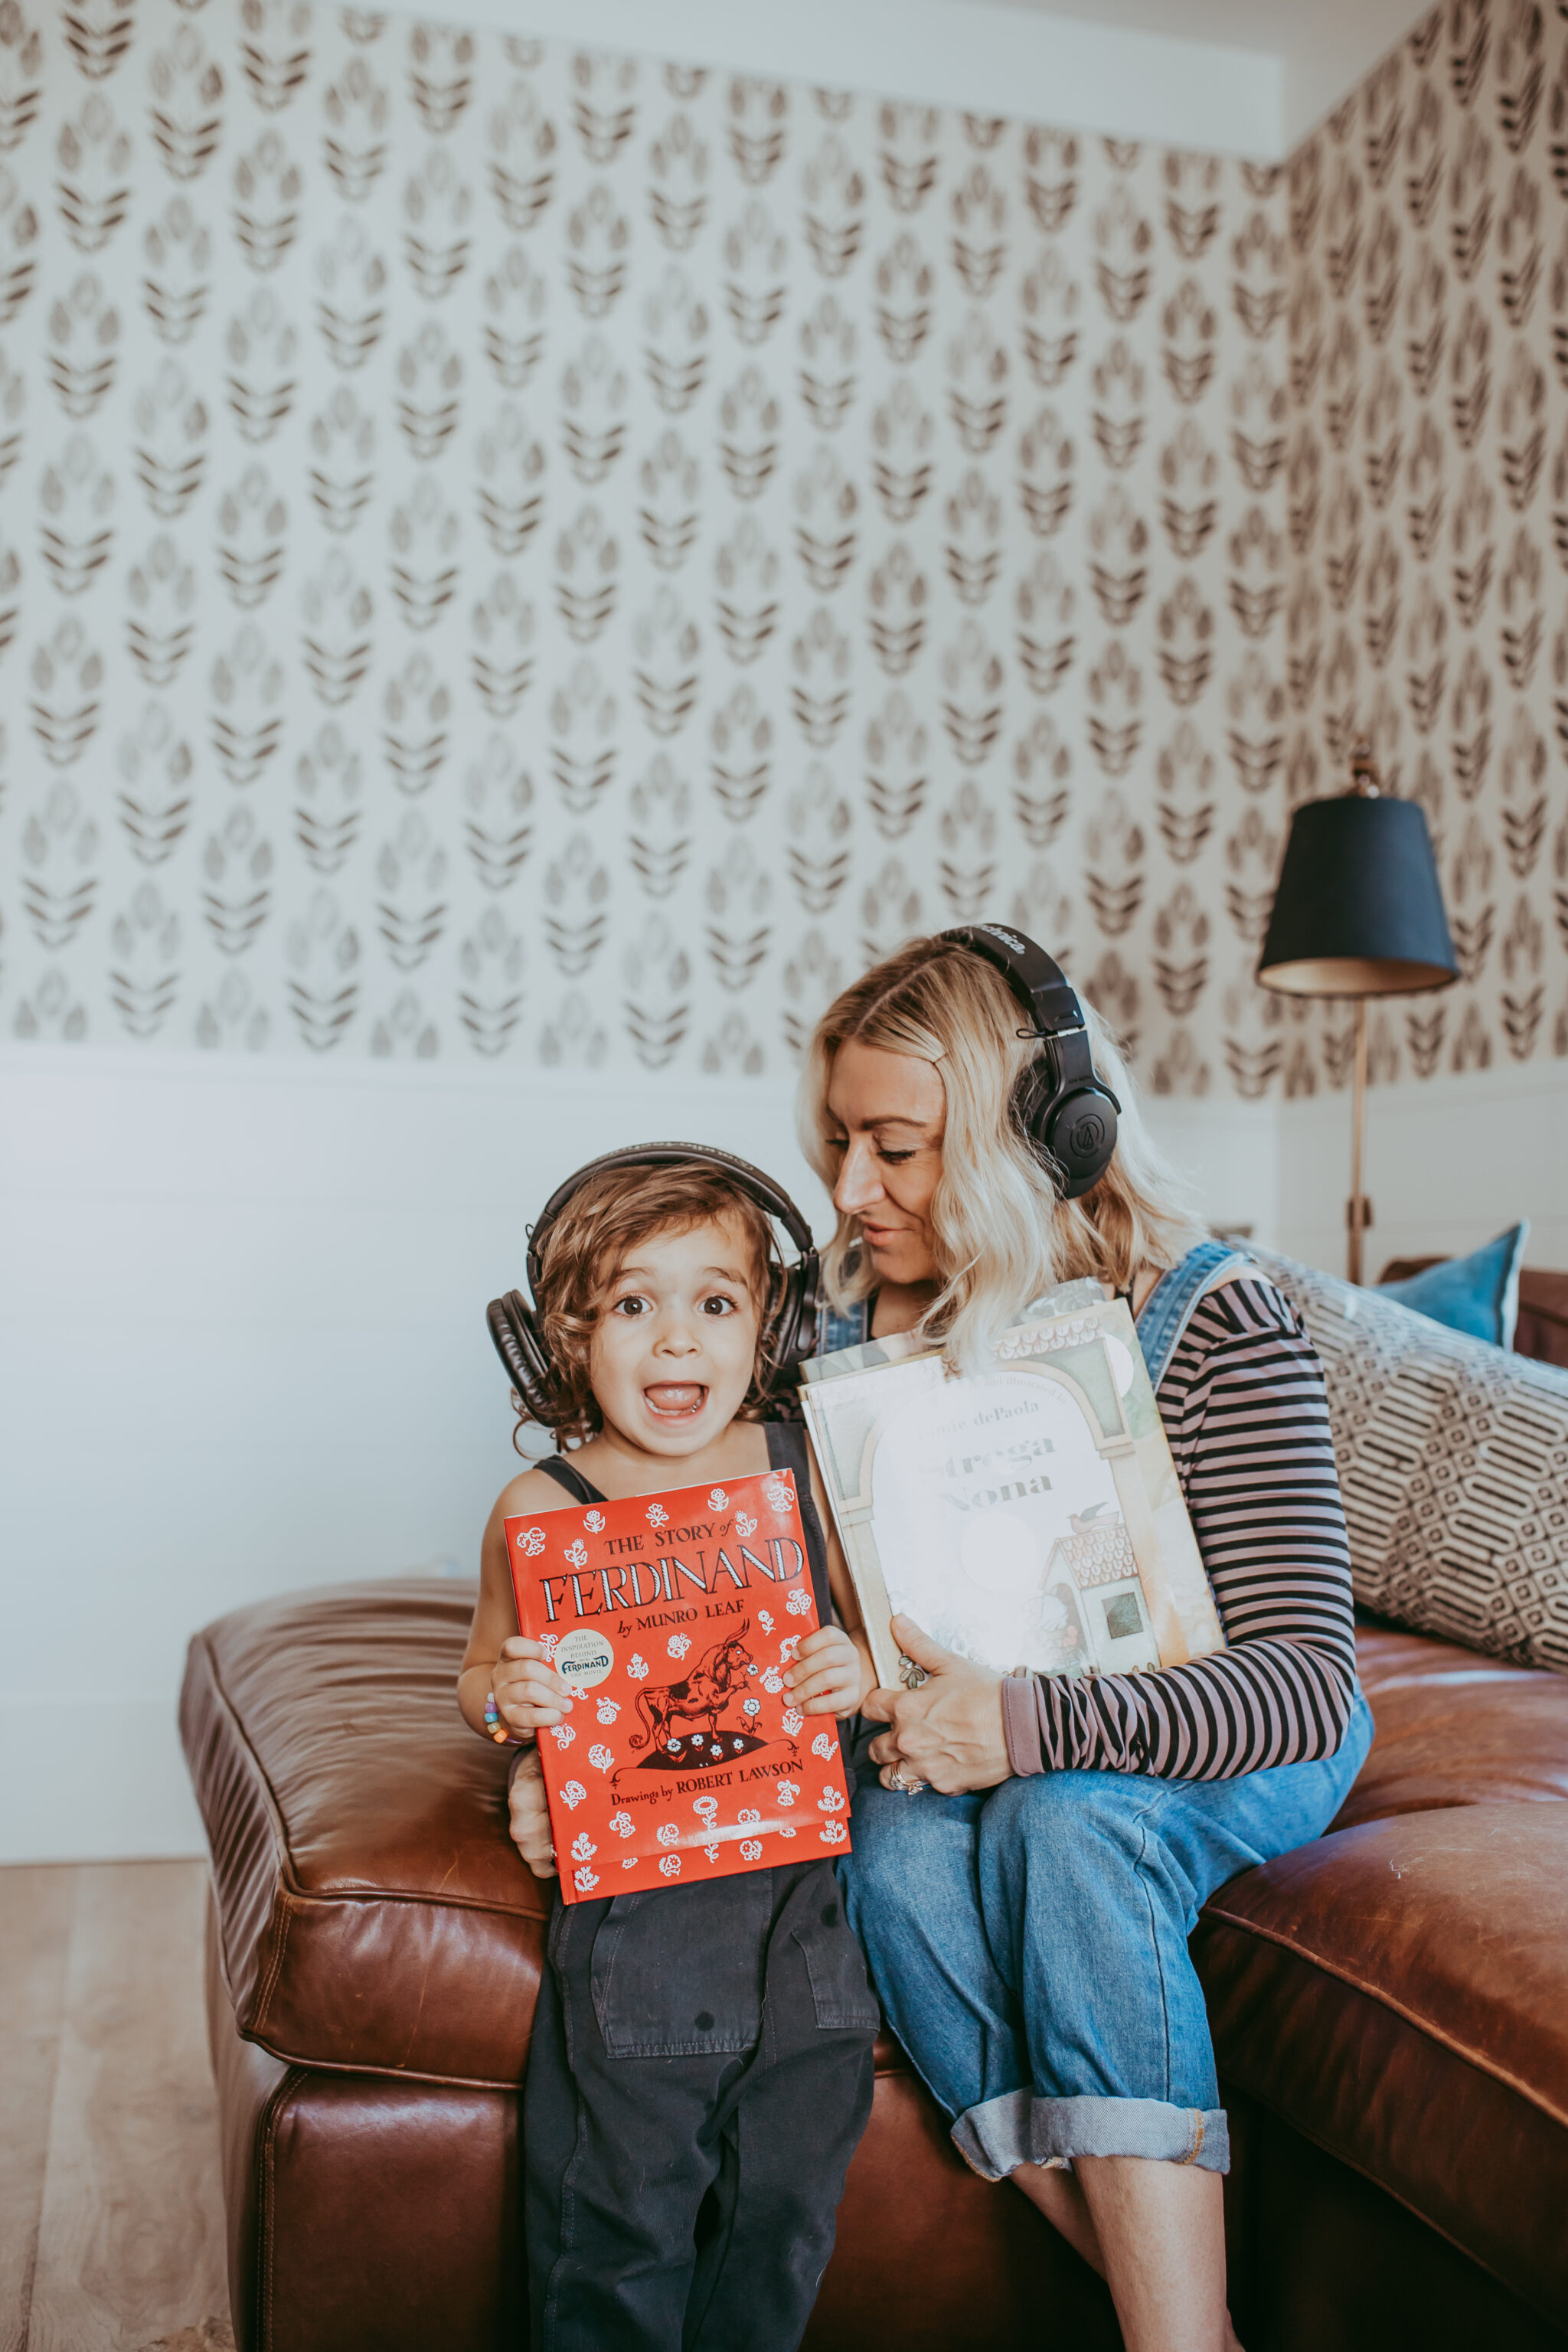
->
<box><xmin>1348</xmin><ymin>995</ymin><xmax>1370</xmax><ymax>1285</ymax></box>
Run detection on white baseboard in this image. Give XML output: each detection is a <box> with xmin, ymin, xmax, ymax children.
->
<box><xmin>0</xmin><ymin>1700</ymin><xmax>207</xmax><ymax>1865</ymax></box>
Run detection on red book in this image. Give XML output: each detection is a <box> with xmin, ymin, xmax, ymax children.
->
<box><xmin>505</xmin><ymin>1465</ymin><xmax>854</xmax><ymax>1904</ymax></box>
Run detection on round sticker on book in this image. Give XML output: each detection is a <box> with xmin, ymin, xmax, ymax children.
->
<box><xmin>554</xmin><ymin>1628</ymin><xmax>616</xmax><ymax>1691</ymax></box>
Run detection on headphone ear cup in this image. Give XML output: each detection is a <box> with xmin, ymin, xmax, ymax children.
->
<box><xmin>1042</xmin><ymin>1086</ymin><xmax>1119</xmax><ymax>1200</ymax></box>
<box><xmin>756</xmin><ymin>1250</ymin><xmax>822</xmax><ymax>1395</ymax></box>
<box><xmin>486</xmin><ymin>1291</ymin><xmax>557</xmax><ymax>1423</ymax></box>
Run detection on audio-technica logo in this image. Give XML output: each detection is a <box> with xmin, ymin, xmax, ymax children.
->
<box><xmin>1069</xmin><ymin>1113</ymin><xmax>1106</xmax><ymax>1155</ymax></box>
<box><xmin>978</xmin><ymin>924</ymin><xmax>1029</xmax><ymax>953</ymax></box>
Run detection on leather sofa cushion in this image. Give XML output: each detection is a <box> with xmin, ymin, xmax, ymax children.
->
<box><xmin>185</xmin><ymin>1590</ymin><xmax>1568</xmax><ymax>2104</ymax></box>
<box><xmin>183</xmin><ymin>1579</ymin><xmax>548</xmax><ymax>2087</ymax></box>
<box><xmin>1198</xmin><ymin>1622</ymin><xmax>1568</xmax><ymax>2329</ymax></box>
<box><xmin>1197</xmin><ymin>1802</ymin><xmax>1568</xmax><ymax>2326</ymax></box>
<box><xmin>1344</xmin><ymin>1625</ymin><xmax>1568</xmax><ymax>1818</ymax></box>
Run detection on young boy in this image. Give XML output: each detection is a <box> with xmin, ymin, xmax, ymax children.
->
<box><xmin>460</xmin><ymin>1161</ymin><xmax>880</xmax><ymax>2352</ymax></box>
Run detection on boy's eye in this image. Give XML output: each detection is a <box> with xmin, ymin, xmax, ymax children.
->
<box><xmin>612</xmin><ymin>1295</ymin><xmax>650</xmax><ymax>1318</ymax></box>
<box><xmin>701</xmin><ymin>1295</ymin><xmax>737</xmax><ymax>1316</ymax></box>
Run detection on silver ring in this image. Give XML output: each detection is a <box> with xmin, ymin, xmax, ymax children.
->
<box><xmin>887</xmin><ymin>1770</ymin><xmax>926</xmax><ymax>1794</ymax></box>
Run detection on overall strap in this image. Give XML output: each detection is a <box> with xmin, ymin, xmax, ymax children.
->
<box><xmin>1135</xmin><ymin>1240</ymin><xmax>1253</xmax><ymax>1393</ymax></box>
<box><xmin>535</xmin><ymin>1453</ymin><xmax>606</xmax><ymax>1507</ymax></box>
<box><xmin>815</xmin><ymin>1293</ymin><xmax>872</xmax><ymax>1357</ymax></box>
<box><xmin>766</xmin><ymin>1420</ymin><xmax>835</xmax><ymax>1630</ymax></box>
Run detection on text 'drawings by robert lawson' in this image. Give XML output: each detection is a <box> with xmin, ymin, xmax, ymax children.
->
<box><xmin>799</xmin><ymin>1285</ymin><xmax>1225</xmax><ymax>1693</ymax></box>
<box><xmin>506</xmin><ymin>1466</ymin><xmax>852</xmax><ymax>1904</ymax></box>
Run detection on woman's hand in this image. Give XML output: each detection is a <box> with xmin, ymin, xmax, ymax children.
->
<box><xmin>785</xmin><ymin>1624</ymin><xmax>865</xmax><ymax>1717</ymax></box>
<box><xmin>492</xmin><ymin>1635</ymin><xmax>573</xmax><ymax>1738</ymax></box>
<box><xmin>507</xmin><ymin>1746</ymin><xmax>557</xmax><ymax>1878</ymax></box>
<box><xmin>861</xmin><ymin>1615</ymin><xmax>1011</xmax><ymax>1794</ymax></box>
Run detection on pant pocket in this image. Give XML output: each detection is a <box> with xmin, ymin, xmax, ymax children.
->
<box><xmin>791</xmin><ymin>1897</ymin><xmax>881</xmax><ymax>2033</ymax></box>
<box><xmin>591</xmin><ymin>1877</ymin><xmax>771</xmax><ymax>2056</ymax></box>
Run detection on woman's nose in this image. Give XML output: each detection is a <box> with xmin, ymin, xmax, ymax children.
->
<box><xmin>834</xmin><ymin>1135</ymin><xmax>884</xmax><ymax>1216</ymax></box>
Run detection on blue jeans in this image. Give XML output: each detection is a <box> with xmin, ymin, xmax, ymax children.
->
<box><xmin>838</xmin><ymin>1691</ymin><xmax>1374</xmax><ymax>2177</ymax></box>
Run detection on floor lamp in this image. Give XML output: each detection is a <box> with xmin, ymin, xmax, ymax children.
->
<box><xmin>1255</xmin><ymin>746</ymin><xmax>1459</xmax><ymax>1285</ymax></box>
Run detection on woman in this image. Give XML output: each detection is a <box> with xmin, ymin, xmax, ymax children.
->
<box><xmin>802</xmin><ymin>933</ymin><xmax>1368</xmax><ymax>2352</ymax></box>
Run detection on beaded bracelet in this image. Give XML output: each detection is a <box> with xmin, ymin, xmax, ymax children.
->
<box><xmin>483</xmin><ymin>1689</ymin><xmax>528</xmax><ymax>1746</ymax></box>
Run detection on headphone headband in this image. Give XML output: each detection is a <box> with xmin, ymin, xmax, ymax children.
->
<box><xmin>493</xmin><ymin>1142</ymin><xmax>822</xmax><ymax>1430</ymax></box>
<box><xmin>525</xmin><ymin>1140</ymin><xmax>816</xmax><ymax>1305</ymax></box>
<box><xmin>937</xmin><ymin>923</ymin><xmax>1120</xmax><ymax>1200</ymax></box>
<box><xmin>941</xmin><ymin>923</ymin><xmax>1083</xmax><ymax>1040</ymax></box>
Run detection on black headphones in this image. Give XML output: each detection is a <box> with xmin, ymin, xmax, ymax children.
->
<box><xmin>939</xmin><ymin>923</ymin><xmax>1120</xmax><ymax>1199</ymax></box>
<box><xmin>486</xmin><ymin>1142</ymin><xmax>822</xmax><ymax>1424</ymax></box>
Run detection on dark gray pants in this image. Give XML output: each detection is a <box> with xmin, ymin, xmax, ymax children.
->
<box><xmin>524</xmin><ymin>1860</ymin><xmax>877</xmax><ymax>2352</ymax></box>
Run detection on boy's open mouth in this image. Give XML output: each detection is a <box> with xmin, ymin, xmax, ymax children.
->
<box><xmin>642</xmin><ymin>1382</ymin><xmax>707</xmax><ymax>1421</ymax></box>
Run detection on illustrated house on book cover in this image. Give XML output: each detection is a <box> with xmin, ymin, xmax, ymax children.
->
<box><xmin>1040</xmin><ymin>1506</ymin><xmax>1155</xmax><ymax>1674</ymax></box>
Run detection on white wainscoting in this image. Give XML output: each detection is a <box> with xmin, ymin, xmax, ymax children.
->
<box><xmin>1138</xmin><ymin>1094</ymin><xmax>1281</xmax><ymax>1250</ymax></box>
<box><xmin>0</xmin><ymin>1044</ymin><xmax>820</xmax><ymax>1863</ymax></box>
<box><xmin>1274</xmin><ymin>1063</ymin><xmax>1568</xmax><ymax>1284</ymax></box>
<box><xmin>5</xmin><ymin>1040</ymin><xmax>1556</xmax><ymax>1861</ymax></box>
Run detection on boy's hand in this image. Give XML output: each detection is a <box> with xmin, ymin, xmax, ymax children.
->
<box><xmin>785</xmin><ymin>1625</ymin><xmax>864</xmax><ymax>1717</ymax></box>
<box><xmin>493</xmin><ymin>1635</ymin><xmax>573</xmax><ymax>1736</ymax></box>
<box><xmin>507</xmin><ymin>1746</ymin><xmax>557</xmax><ymax>1878</ymax></box>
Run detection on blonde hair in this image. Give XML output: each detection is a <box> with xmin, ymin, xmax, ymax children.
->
<box><xmin>799</xmin><ymin>935</ymin><xmax>1207</xmax><ymax>1371</ymax></box>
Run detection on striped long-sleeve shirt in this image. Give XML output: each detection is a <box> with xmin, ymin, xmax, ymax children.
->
<box><xmin>1000</xmin><ymin>1272</ymin><xmax>1358</xmax><ymax>1780</ymax></box>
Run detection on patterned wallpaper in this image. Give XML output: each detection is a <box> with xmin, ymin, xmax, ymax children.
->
<box><xmin>0</xmin><ymin>0</ymin><xmax>1292</xmax><ymax>1090</ymax></box>
<box><xmin>1285</xmin><ymin>0</ymin><xmax>1568</xmax><ymax>1095</ymax></box>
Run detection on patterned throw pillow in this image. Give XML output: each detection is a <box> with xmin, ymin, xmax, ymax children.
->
<box><xmin>1250</xmin><ymin>1249</ymin><xmax>1568</xmax><ymax>1675</ymax></box>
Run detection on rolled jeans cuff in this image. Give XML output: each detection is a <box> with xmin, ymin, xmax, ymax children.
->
<box><xmin>952</xmin><ymin>2090</ymin><xmax>1230</xmax><ymax>2179</ymax></box>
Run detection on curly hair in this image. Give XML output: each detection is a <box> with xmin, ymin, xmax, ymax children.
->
<box><xmin>519</xmin><ymin>1162</ymin><xmax>782</xmax><ymax>1451</ymax></box>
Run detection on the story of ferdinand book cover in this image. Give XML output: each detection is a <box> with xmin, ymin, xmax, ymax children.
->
<box><xmin>506</xmin><ymin>1465</ymin><xmax>854</xmax><ymax>1903</ymax></box>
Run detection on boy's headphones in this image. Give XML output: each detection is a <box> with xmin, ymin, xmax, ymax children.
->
<box><xmin>486</xmin><ymin>1142</ymin><xmax>822</xmax><ymax>1423</ymax></box>
<box><xmin>939</xmin><ymin>923</ymin><xmax>1120</xmax><ymax>1199</ymax></box>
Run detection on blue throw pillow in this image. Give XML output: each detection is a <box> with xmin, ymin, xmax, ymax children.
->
<box><xmin>1378</xmin><ymin>1222</ymin><xmax>1530</xmax><ymax>1350</ymax></box>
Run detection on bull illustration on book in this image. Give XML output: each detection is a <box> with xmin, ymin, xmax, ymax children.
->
<box><xmin>626</xmin><ymin>1624</ymin><xmax>779</xmax><ymax>1771</ymax></box>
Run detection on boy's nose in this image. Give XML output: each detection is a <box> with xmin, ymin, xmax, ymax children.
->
<box><xmin>654</xmin><ymin>1318</ymin><xmax>700</xmax><ymax>1354</ymax></box>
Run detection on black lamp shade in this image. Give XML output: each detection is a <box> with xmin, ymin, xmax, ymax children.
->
<box><xmin>1256</xmin><ymin>792</ymin><xmax>1459</xmax><ymax>998</ymax></box>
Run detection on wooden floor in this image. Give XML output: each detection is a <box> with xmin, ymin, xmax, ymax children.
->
<box><xmin>0</xmin><ymin>1860</ymin><xmax>232</xmax><ymax>2352</ymax></box>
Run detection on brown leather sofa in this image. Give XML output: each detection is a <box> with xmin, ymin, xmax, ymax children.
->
<box><xmin>181</xmin><ymin>1580</ymin><xmax>1568</xmax><ymax>2352</ymax></box>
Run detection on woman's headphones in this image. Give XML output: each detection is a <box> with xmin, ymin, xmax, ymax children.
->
<box><xmin>939</xmin><ymin>923</ymin><xmax>1120</xmax><ymax>1199</ymax></box>
<box><xmin>486</xmin><ymin>1142</ymin><xmax>822</xmax><ymax>1423</ymax></box>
